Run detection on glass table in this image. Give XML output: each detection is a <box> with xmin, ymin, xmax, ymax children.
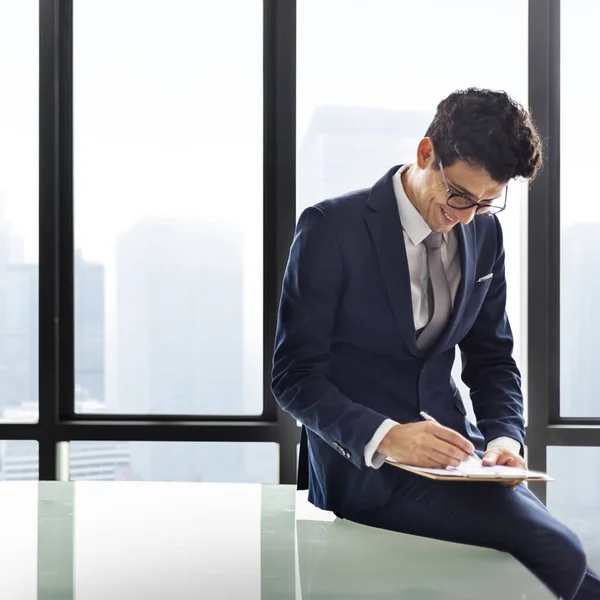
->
<box><xmin>1</xmin><ymin>481</ymin><xmax>598</xmax><ymax>599</ymax></box>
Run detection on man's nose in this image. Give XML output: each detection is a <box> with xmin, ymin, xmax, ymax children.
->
<box><xmin>459</xmin><ymin>206</ymin><xmax>478</xmax><ymax>224</ymax></box>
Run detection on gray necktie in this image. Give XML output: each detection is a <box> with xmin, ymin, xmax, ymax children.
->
<box><xmin>416</xmin><ymin>232</ymin><xmax>452</xmax><ymax>350</ymax></box>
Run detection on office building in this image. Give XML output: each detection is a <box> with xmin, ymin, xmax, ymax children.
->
<box><xmin>0</xmin><ymin>401</ymin><xmax>132</xmax><ymax>481</ymax></box>
<box><xmin>116</xmin><ymin>217</ymin><xmax>245</xmax><ymax>481</ymax></box>
<box><xmin>297</xmin><ymin>105</ymin><xmax>433</xmax><ymax>214</ymax></box>
<box><xmin>0</xmin><ymin>253</ymin><xmax>105</xmax><ymax>419</ymax></box>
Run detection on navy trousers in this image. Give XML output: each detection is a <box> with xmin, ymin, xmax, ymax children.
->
<box><xmin>340</xmin><ymin>470</ymin><xmax>600</xmax><ymax>599</ymax></box>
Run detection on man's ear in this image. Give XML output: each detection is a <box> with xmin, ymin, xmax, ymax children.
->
<box><xmin>416</xmin><ymin>137</ymin><xmax>435</xmax><ymax>169</ymax></box>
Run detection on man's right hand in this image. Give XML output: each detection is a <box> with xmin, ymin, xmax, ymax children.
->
<box><xmin>376</xmin><ymin>422</ymin><xmax>474</xmax><ymax>468</ymax></box>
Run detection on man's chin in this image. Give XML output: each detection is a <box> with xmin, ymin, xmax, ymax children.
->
<box><xmin>429</xmin><ymin>220</ymin><xmax>457</xmax><ymax>234</ymax></box>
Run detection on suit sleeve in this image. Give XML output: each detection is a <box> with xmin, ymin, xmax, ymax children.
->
<box><xmin>458</xmin><ymin>217</ymin><xmax>525</xmax><ymax>452</ymax></box>
<box><xmin>271</xmin><ymin>206</ymin><xmax>389</xmax><ymax>469</ymax></box>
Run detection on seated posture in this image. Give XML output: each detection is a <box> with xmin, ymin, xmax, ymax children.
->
<box><xmin>271</xmin><ymin>88</ymin><xmax>600</xmax><ymax>599</ymax></box>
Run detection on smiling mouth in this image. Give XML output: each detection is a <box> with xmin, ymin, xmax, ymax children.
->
<box><xmin>440</xmin><ymin>206</ymin><xmax>458</xmax><ymax>225</ymax></box>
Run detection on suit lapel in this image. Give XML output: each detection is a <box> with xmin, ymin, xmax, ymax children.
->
<box><xmin>429</xmin><ymin>221</ymin><xmax>476</xmax><ymax>354</ymax></box>
<box><xmin>365</xmin><ymin>167</ymin><xmax>420</xmax><ymax>358</ymax></box>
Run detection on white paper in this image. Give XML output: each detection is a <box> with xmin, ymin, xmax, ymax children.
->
<box><xmin>386</xmin><ymin>456</ymin><xmax>551</xmax><ymax>480</ymax></box>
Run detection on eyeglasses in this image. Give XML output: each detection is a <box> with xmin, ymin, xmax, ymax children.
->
<box><xmin>438</xmin><ymin>160</ymin><xmax>507</xmax><ymax>216</ymax></box>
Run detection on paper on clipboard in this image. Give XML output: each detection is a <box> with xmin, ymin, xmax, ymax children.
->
<box><xmin>385</xmin><ymin>456</ymin><xmax>554</xmax><ymax>482</ymax></box>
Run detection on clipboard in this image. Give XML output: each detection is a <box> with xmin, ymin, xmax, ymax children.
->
<box><xmin>384</xmin><ymin>458</ymin><xmax>554</xmax><ymax>482</ymax></box>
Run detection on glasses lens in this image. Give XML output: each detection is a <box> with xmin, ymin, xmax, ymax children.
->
<box><xmin>447</xmin><ymin>195</ymin><xmax>504</xmax><ymax>215</ymax></box>
<box><xmin>447</xmin><ymin>195</ymin><xmax>475</xmax><ymax>209</ymax></box>
<box><xmin>477</xmin><ymin>205</ymin><xmax>503</xmax><ymax>216</ymax></box>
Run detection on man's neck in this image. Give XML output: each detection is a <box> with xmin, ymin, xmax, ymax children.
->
<box><xmin>400</xmin><ymin>165</ymin><xmax>422</xmax><ymax>215</ymax></box>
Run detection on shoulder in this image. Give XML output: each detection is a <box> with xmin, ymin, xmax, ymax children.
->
<box><xmin>297</xmin><ymin>191</ymin><xmax>371</xmax><ymax>257</ymax></box>
<box><xmin>307</xmin><ymin>187</ymin><xmax>370</xmax><ymax>220</ymax></box>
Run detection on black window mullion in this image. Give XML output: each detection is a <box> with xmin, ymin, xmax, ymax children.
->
<box><xmin>527</xmin><ymin>0</ymin><xmax>561</xmax><ymax>503</ymax></box>
<box><xmin>39</xmin><ymin>0</ymin><xmax>74</xmax><ymax>480</ymax></box>
<box><xmin>264</xmin><ymin>0</ymin><xmax>299</xmax><ymax>484</ymax></box>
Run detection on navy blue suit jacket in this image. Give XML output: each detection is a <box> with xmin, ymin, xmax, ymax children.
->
<box><xmin>271</xmin><ymin>166</ymin><xmax>525</xmax><ymax>515</ymax></box>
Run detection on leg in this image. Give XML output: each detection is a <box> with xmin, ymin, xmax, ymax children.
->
<box><xmin>519</xmin><ymin>489</ymin><xmax>600</xmax><ymax>599</ymax></box>
<box><xmin>341</xmin><ymin>472</ymin><xmax>597</xmax><ymax>599</ymax></box>
<box><xmin>576</xmin><ymin>570</ymin><xmax>600</xmax><ymax>600</ymax></box>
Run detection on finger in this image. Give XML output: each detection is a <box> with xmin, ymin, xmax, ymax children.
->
<box><xmin>430</xmin><ymin>423</ymin><xmax>474</xmax><ymax>455</ymax></box>
<box><xmin>515</xmin><ymin>456</ymin><xmax>527</xmax><ymax>469</ymax></box>
<box><xmin>424</xmin><ymin>447</ymin><xmax>459</xmax><ymax>469</ymax></box>
<box><xmin>482</xmin><ymin>451</ymin><xmax>500</xmax><ymax>466</ymax></box>
<box><xmin>496</xmin><ymin>454</ymin><xmax>526</xmax><ymax>469</ymax></box>
<box><xmin>496</xmin><ymin>453</ymin><xmax>516</xmax><ymax>466</ymax></box>
<box><xmin>430</xmin><ymin>439</ymin><xmax>470</xmax><ymax>465</ymax></box>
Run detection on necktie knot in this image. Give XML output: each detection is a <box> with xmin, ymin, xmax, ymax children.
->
<box><xmin>423</xmin><ymin>231</ymin><xmax>443</xmax><ymax>250</ymax></box>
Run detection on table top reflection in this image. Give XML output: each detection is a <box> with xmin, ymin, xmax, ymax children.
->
<box><xmin>0</xmin><ymin>481</ymin><xmax>598</xmax><ymax>599</ymax></box>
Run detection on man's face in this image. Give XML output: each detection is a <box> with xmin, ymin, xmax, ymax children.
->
<box><xmin>414</xmin><ymin>152</ymin><xmax>507</xmax><ymax>234</ymax></box>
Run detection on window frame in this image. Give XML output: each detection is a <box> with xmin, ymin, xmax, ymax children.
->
<box><xmin>527</xmin><ymin>0</ymin><xmax>600</xmax><ymax>503</ymax></box>
<box><xmin>0</xmin><ymin>0</ymin><xmax>299</xmax><ymax>484</ymax></box>
<box><xmin>0</xmin><ymin>0</ymin><xmax>597</xmax><ymax>497</ymax></box>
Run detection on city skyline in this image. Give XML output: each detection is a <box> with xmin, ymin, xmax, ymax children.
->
<box><xmin>0</xmin><ymin>99</ymin><xmax>597</xmax><ymax>507</ymax></box>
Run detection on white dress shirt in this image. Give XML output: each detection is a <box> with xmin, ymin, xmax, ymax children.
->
<box><xmin>363</xmin><ymin>165</ymin><xmax>520</xmax><ymax>468</ymax></box>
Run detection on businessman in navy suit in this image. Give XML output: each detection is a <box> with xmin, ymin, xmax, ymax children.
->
<box><xmin>271</xmin><ymin>89</ymin><xmax>600</xmax><ymax>599</ymax></box>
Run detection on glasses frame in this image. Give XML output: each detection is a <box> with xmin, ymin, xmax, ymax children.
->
<box><xmin>438</xmin><ymin>159</ymin><xmax>507</xmax><ymax>216</ymax></box>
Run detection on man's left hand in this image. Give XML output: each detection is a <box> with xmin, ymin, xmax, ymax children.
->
<box><xmin>482</xmin><ymin>447</ymin><xmax>527</xmax><ymax>488</ymax></box>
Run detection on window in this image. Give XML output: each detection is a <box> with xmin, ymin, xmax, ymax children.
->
<box><xmin>73</xmin><ymin>0</ymin><xmax>263</xmax><ymax>416</ymax></box>
<box><xmin>69</xmin><ymin>441</ymin><xmax>278</xmax><ymax>483</ymax></box>
<box><xmin>560</xmin><ymin>0</ymin><xmax>600</xmax><ymax>417</ymax></box>
<box><xmin>547</xmin><ymin>447</ymin><xmax>600</xmax><ymax>557</ymax></box>
<box><xmin>297</xmin><ymin>0</ymin><xmax>529</xmax><ymax>419</ymax></box>
<box><xmin>0</xmin><ymin>440</ymin><xmax>38</xmax><ymax>481</ymax></box>
<box><xmin>0</xmin><ymin>0</ymin><xmax>38</xmax><ymax>423</ymax></box>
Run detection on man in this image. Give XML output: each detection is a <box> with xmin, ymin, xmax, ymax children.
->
<box><xmin>271</xmin><ymin>88</ymin><xmax>600</xmax><ymax>599</ymax></box>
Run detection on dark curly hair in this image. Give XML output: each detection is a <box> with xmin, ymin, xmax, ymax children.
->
<box><xmin>425</xmin><ymin>88</ymin><xmax>543</xmax><ymax>183</ymax></box>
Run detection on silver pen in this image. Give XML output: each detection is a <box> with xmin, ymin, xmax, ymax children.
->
<box><xmin>419</xmin><ymin>410</ymin><xmax>482</xmax><ymax>464</ymax></box>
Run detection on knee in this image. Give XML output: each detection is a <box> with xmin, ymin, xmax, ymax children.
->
<box><xmin>557</xmin><ymin>529</ymin><xmax>588</xmax><ymax>578</ymax></box>
<box><xmin>514</xmin><ymin>520</ymin><xmax>588</xmax><ymax>578</ymax></box>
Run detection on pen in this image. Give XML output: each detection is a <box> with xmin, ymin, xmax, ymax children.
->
<box><xmin>419</xmin><ymin>410</ymin><xmax>482</xmax><ymax>464</ymax></box>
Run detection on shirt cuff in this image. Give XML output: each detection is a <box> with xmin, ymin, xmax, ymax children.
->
<box><xmin>486</xmin><ymin>436</ymin><xmax>521</xmax><ymax>456</ymax></box>
<box><xmin>364</xmin><ymin>419</ymin><xmax>399</xmax><ymax>469</ymax></box>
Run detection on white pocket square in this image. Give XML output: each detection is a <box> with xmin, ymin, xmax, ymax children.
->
<box><xmin>477</xmin><ymin>273</ymin><xmax>493</xmax><ymax>282</ymax></box>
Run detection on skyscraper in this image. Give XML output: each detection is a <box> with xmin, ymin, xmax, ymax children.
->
<box><xmin>0</xmin><ymin>198</ymin><xmax>29</xmax><ymax>417</ymax></box>
<box><xmin>0</xmin><ymin>264</ymin><xmax>37</xmax><ymax>416</ymax></box>
<box><xmin>116</xmin><ymin>217</ymin><xmax>245</xmax><ymax>481</ymax></box>
<box><xmin>0</xmin><ymin>249</ymin><xmax>105</xmax><ymax>418</ymax></box>
<box><xmin>297</xmin><ymin>105</ymin><xmax>433</xmax><ymax>214</ymax></box>
<box><xmin>561</xmin><ymin>222</ymin><xmax>600</xmax><ymax>417</ymax></box>
<box><xmin>75</xmin><ymin>251</ymin><xmax>105</xmax><ymax>404</ymax></box>
<box><xmin>0</xmin><ymin>402</ymin><xmax>132</xmax><ymax>481</ymax></box>
<box><xmin>543</xmin><ymin>222</ymin><xmax>600</xmax><ymax>522</ymax></box>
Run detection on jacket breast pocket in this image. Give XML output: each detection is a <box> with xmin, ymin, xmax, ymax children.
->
<box><xmin>471</xmin><ymin>273</ymin><xmax>493</xmax><ymax>300</ymax></box>
<box><xmin>456</xmin><ymin>275</ymin><xmax>494</xmax><ymax>336</ymax></box>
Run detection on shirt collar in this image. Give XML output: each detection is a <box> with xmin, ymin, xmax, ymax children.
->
<box><xmin>392</xmin><ymin>164</ymin><xmax>450</xmax><ymax>246</ymax></box>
